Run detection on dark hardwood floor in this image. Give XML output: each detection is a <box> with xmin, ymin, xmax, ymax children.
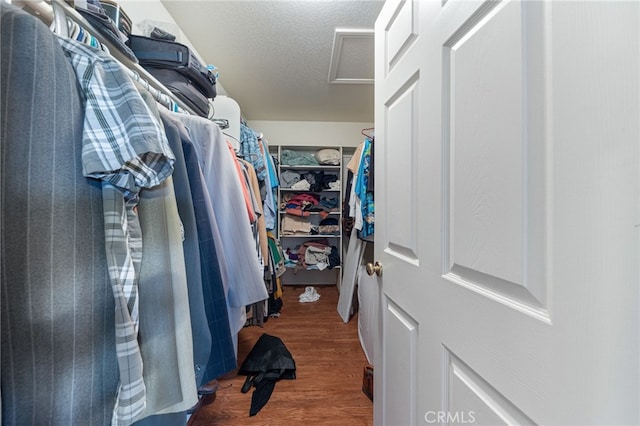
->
<box><xmin>188</xmin><ymin>284</ymin><xmax>373</xmax><ymax>425</ymax></box>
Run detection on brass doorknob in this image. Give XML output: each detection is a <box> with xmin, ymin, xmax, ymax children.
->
<box><xmin>366</xmin><ymin>261</ymin><xmax>383</xmax><ymax>277</ymax></box>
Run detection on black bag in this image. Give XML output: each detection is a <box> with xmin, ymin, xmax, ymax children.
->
<box><xmin>146</xmin><ymin>68</ymin><xmax>210</xmax><ymax>117</ymax></box>
<box><xmin>238</xmin><ymin>333</ymin><xmax>296</xmax><ymax>416</ymax></box>
<box><xmin>127</xmin><ymin>34</ymin><xmax>217</xmax><ymax>99</ymax></box>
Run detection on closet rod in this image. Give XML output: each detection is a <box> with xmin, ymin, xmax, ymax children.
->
<box><xmin>19</xmin><ymin>0</ymin><xmax>201</xmax><ymax>116</ymax></box>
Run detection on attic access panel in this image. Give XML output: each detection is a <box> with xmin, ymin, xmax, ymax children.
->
<box><xmin>328</xmin><ymin>28</ymin><xmax>374</xmax><ymax>84</ymax></box>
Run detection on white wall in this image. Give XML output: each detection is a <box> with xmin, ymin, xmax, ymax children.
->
<box><xmin>247</xmin><ymin>120</ymin><xmax>373</xmax><ymax>148</ymax></box>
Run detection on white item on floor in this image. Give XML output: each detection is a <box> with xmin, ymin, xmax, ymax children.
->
<box><xmin>299</xmin><ymin>286</ymin><xmax>320</xmax><ymax>303</ymax></box>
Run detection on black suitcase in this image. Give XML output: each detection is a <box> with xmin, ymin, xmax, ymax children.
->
<box><xmin>146</xmin><ymin>68</ymin><xmax>210</xmax><ymax>117</ymax></box>
<box><xmin>127</xmin><ymin>34</ymin><xmax>217</xmax><ymax>99</ymax></box>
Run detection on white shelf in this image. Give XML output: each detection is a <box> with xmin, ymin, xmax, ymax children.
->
<box><xmin>285</xmin><ymin>265</ymin><xmax>342</xmax><ymax>270</ymax></box>
<box><xmin>279</xmin><ymin>188</ymin><xmax>341</xmax><ymax>192</ymax></box>
<box><xmin>278</xmin><ymin>211</ymin><xmax>340</xmax><ymax>215</ymax></box>
<box><xmin>277</xmin><ymin>145</ymin><xmax>344</xmax><ymax>286</ymax></box>
<box><xmin>280</xmin><ymin>165</ymin><xmax>341</xmax><ymax>170</ymax></box>
<box><xmin>280</xmin><ymin>234</ymin><xmax>340</xmax><ymax>238</ymax></box>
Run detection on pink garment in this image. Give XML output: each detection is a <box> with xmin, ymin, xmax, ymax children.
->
<box><xmin>228</xmin><ymin>142</ymin><xmax>256</xmax><ymax>223</ymax></box>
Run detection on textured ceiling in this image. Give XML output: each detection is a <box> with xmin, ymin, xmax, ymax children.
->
<box><xmin>161</xmin><ymin>0</ymin><xmax>384</xmax><ymax>122</ymax></box>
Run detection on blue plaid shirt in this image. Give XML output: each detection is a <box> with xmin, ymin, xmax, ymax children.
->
<box><xmin>58</xmin><ymin>36</ymin><xmax>174</xmax><ymax>426</ymax></box>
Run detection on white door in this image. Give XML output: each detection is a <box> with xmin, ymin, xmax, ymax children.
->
<box><xmin>374</xmin><ymin>1</ymin><xmax>639</xmax><ymax>425</ymax></box>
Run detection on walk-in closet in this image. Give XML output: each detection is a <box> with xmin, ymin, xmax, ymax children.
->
<box><xmin>2</xmin><ymin>0</ymin><xmax>380</xmax><ymax>424</ymax></box>
<box><xmin>3</xmin><ymin>1</ymin><xmax>639</xmax><ymax>425</ymax></box>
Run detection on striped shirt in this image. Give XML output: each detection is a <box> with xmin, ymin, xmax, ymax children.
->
<box><xmin>58</xmin><ymin>36</ymin><xmax>174</xmax><ymax>426</ymax></box>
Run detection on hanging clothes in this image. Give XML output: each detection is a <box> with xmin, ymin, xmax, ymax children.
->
<box><xmin>267</xmin><ymin>232</ymin><xmax>286</xmax><ymax>298</ymax></box>
<box><xmin>59</xmin><ymin>35</ymin><xmax>177</xmax><ymax>425</ymax></box>
<box><xmin>349</xmin><ymin>142</ymin><xmax>365</xmax><ymax>232</ymax></box>
<box><xmin>157</xmin><ymin>112</ymin><xmax>212</xmax><ymax>391</ymax></box>
<box><xmin>136</xmin><ymin>175</ymin><xmax>198</xmax><ymax>418</ymax></box>
<box><xmin>135</xmin><ymin>92</ymin><xmax>197</xmax><ymax>418</ymax></box>
<box><xmin>159</xmin><ymin>109</ymin><xmax>237</xmax><ymax>383</ymax></box>
<box><xmin>240</xmin><ymin>123</ymin><xmax>267</xmax><ymax>181</ymax></box>
<box><xmin>355</xmin><ymin>138</ymin><xmax>374</xmax><ymax>238</ymax></box>
<box><xmin>346</xmin><ymin>138</ymin><xmax>375</xmax><ymax>241</ymax></box>
<box><xmin>261</xmin><ymin>137</ymin><xmax>279</xmax><ymax>230</ymax></box>
<box><xmin>240</xmin><ymin>158</ymin><xmax>270</xmax><ymax>264</ymax></box>
<box><xmin>167</xmin><ymin>112</ymin><xmax>269</xmax><ymax>350</ymax></box>
<box><xmin>236</xmin><ymin>156</ymin><xmax>264</xmax><ymax>269</ymax></box>
<box><xmin>238</xmin><ymin>158</ymin><xmax>271</xmax><ymax>327</ymax></box>
<box><xmin>230</xmin><ymin>144</ymin><xmax>258</xmax><ymax>223</ymax></box>
<box><xmin>1</xmin><ymin>5</ymin><xmax>119</xmax><ymax>424</ymax></box>
<box><xmin>2</xmin><ymin>4</ymin><xmax>280</xmax><ymax>425</ymax></box>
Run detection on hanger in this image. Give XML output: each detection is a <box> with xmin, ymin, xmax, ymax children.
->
<box><xmin>212</xmin><ymin>118</ymin><xmax>230</xmax><ymax>130</ymax></box>
<box><xmin>40</xmin><ymin>0</ymin><xmax>200</xmax><ymax>116</ymax></box>
<box><xmin>361</xmin><ymin>127</ymin><xmax>374</xmax><ymax>140</ymax></box>
<box><xmin>126</xmin><ymin>68</ymin><xmax>189</xmax><ymax>113</ymax></box>
<box><xmin>51</xmin><ymin>0</ymin><xmax>69</xmax><ymax>37</ymax></box>
<box><xmin>224</xmin><ymin>132</ymin><xmax>241</xmax><ymax>153</ymax></box>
